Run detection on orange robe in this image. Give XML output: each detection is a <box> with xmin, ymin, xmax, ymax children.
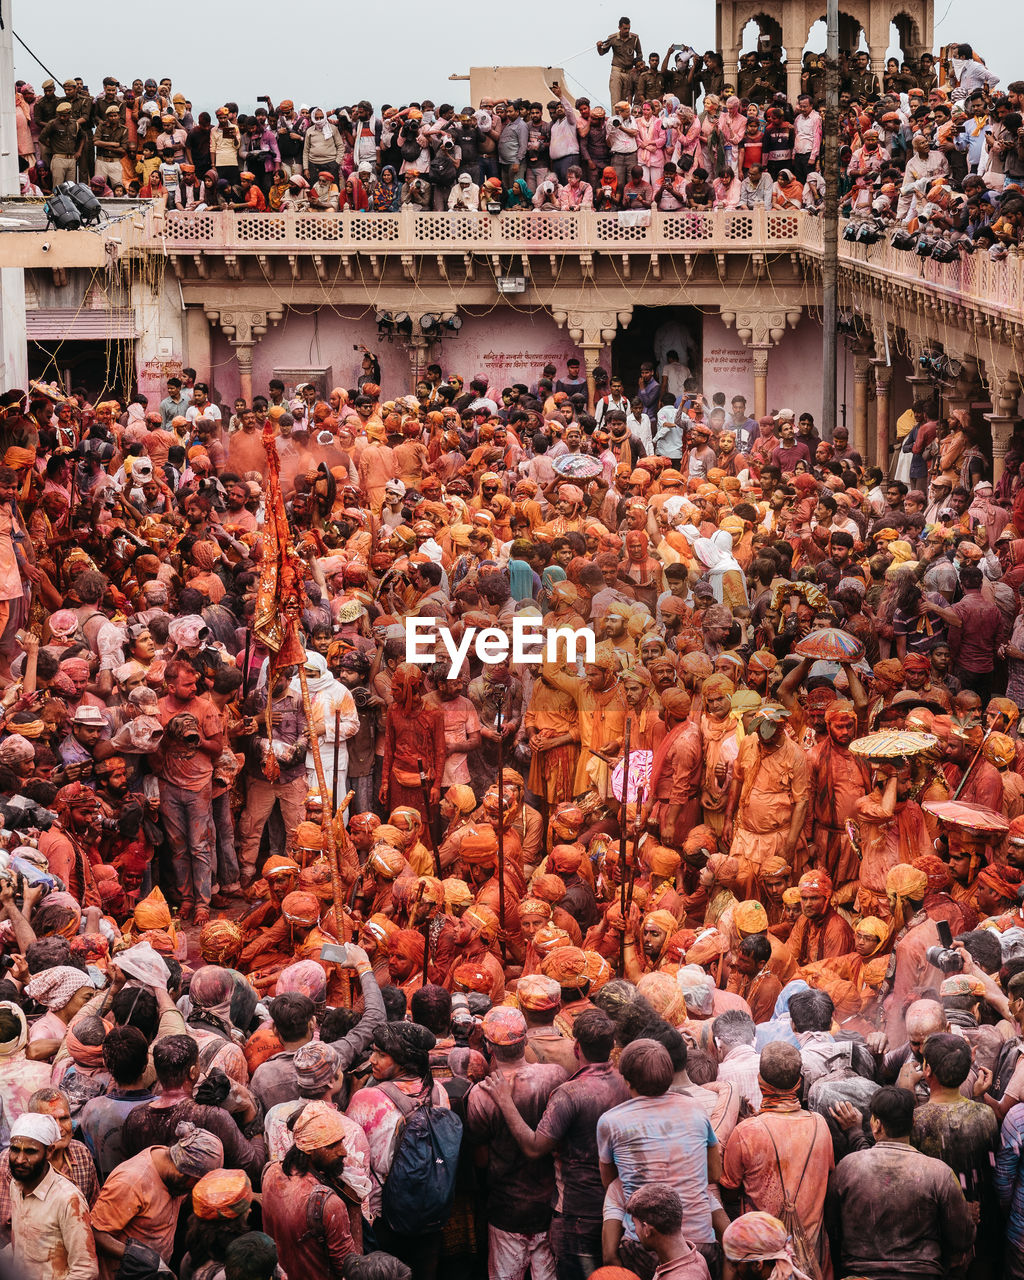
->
<box><xmin>730</xmin><ymin>735</ymin><xmax>809</xmax><ymax>894</ymax></box>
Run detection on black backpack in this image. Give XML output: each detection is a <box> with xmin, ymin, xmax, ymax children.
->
<box><xmin>428</xmin><ymin>150</ymin><xmax>456</xmax><ymax>186</ymax></box>
<box><xmin>377</xmin><ymin>1082</ymin><xmax>463</xmax><ymax>1235</ymax></box>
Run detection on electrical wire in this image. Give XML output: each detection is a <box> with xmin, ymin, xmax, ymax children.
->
<box><xmin>12</xmin><ymin>30</ymin><xmax>59</xmax><ymax>82</ymax></box>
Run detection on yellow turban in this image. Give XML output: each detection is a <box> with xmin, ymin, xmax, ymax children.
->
<box><xmin>885</xmin><ymin>864</ymin><xmax>928</xmax><ymax>900</ymax></box>
<box><xmin>734</xmin><ymin>900</ymin><xmax>769</xmax><ymax>935</ymax></box>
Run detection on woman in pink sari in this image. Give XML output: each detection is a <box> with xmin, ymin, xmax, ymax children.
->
<box><xmin>636</xmin><ymin>102</ymin><xmax>668</xmax><ymax>184</ymax></box>
<box><xmin>672</xmin><ymin>106</ymin><xmax>702</xmax><ymax>169</ymax></box>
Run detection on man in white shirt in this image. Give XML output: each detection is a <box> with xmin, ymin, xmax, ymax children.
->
<box><xmin>468</xmin><ymin>376</ymin><xmax>499</xmax><ymax>416</ymax></box>
<box><xmin>595</xmin><ymin>376</ymin><xmax>631</xmax><ymax>427</ymax></box>
<box><xmin>950</xmin><ymin>44</ymin><xmax>1000</xmax><ymax>103</ymax></box>
<box><xmin>184</xmin><ymin>382</ymin><xmax>222</xmax><ymax>425</ymax></box>
<box><xmin>793</xmin><ymin>95</ymin><xmax>822</xmax><ymax>181</ymax></box>
<box><xmin>660</xmin><ymin>351</ymin><xmax>689</xmax><ymax>403</ymax></box>
<box><xmin>896</xmin><ymin>135</ymin><xmax>949</xmax><ymax>221</ymax></box>
<box><xmin>448</xmin><ymin>172</ymin><xmax>480</xmax><ymax>209</ymax></box>
<box><xmin>627</xmin><ymin>401</ymin><xmax>654</xmax><ymax>455</ymax></box>
<box><xmin>8</xmin><ymin>1113</ymin><xmax>97</xmax><ymax>1280</ymax></box>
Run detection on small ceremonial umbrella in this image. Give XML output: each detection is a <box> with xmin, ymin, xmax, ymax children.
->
<box><xmin>792</xmin><ymin>627</ymin><xmax>865</xmax><ymax>663</ymax></box>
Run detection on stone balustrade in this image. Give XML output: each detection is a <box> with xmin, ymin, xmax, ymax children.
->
<box><xmin>131</xmin><ymin>205</ymin><xmax>1024</xmax><ymax>326</ymax></box>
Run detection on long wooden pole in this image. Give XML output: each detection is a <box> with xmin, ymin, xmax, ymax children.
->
<box><xmin>496</xmin><ymin>687</ymin><xmax>507</xmax><ymax>965</ymax></box>
<box><xmin>618</xmin><ymin>717</ymin><xmax>632</xmax><ymax>976</ymax></box>
<box><xmin>331</xmin><ymin>708</ymin><xmax>341</xmax><ymax>814</ymax></box>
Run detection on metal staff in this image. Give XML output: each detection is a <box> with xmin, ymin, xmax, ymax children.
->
<box><xmin>418</xmin><ymin>757</ymin><xmax>443</xmax><ymax>878</ymax></box>
<box><xmin>331</xmin><ymin>708</ymin><xmax>341</xmax><ymax>814</ymax></box>
<box><xmin>625</xmin><ymin>783</ymin><xmax>644</xmax><ymax>917</ymax></box>
<box><xmin>953</xmin><ymin>727</ymin><xmax>994</xmax><ymax>801</ymax></box>
<box><xmin>241</xmin><ymin>628</ymin><xmax>253</xmax><ymax>702</ymax></box>
<box><xmin>414</xmin><ymin>879</ymin><xmax>430</xmax><ymax>986</ymax></box>
<box><xmin>618</xmin><ymin>717</ymin><xmax>633</xmax><ymax>976</ymax></box>
<box><xmin>496</xmin><ymin>685</ymin><xmax>508</xmax><ymax>965</ymax></box>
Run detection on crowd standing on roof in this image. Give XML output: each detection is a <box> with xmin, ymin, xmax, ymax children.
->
<box><xmin>6</xmin><ymin>17</ymin><xmax>1024</xmax><ymax>1280</ymax></box>
<box><xmin>13</xmin><ymin>27</ymin><xmax>1024</xmax><ymax>253</ymax></box>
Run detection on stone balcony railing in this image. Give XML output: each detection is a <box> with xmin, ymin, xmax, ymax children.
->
<box><xmin>143</xmin><ymin>205</ymin><xmax>806</xmax><ymax>253</ymax></box>
<box><xmin>132</xmin><ymin>205</ymin><xmax>1024</xmax><ymax>328</ymax></box>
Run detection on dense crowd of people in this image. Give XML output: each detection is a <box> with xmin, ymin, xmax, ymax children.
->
<box><xmin>0</xmin><ymin>342</ymin><xmax>1022</xmax><ymax>1280</ymax></box>
<box><xmin>6</xmin><ymin>19</ymin><xmax>1024</xmax><ymax>1280</ymax></box>
<box><xmin>14</xmin><ymin>29</ymin><xmax>1024</xmax><ymax>254</ymax></box>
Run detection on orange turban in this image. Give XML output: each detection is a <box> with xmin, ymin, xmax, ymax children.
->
<box><xmin>452</xmin><ymin>962</ymin><xmax>494</xmax><ymax>993</ymax></box>
<box><xmin>583</xmin><ymin>950</ymin><xmax>613</xmax><ymax>992</ymax></box>
<box><xmin>282</xmin><ymin>891</ymin><xmax>320</xmax><ymax>927</ymax></box>
<box><xmin>192</xmin><ymin>1170</ymin><xmax>253</xmax><ymax>1221</ymax></box>
<box><xmin>133</xmin><ymin>887</ymin><xmax>172</xmax><ymax>931</ymax></box>
<box><xmin>799</xmin><ymin>870</ymin><xmax>833</xmax><ymax>896</ymax></box>
<box><xmin>517</xmin><ymin>975</ymin><xmax>561</xmax><ymax>1011</ymax></box>
<box><xmin>531</xmin><ymin>873</ymin><xmax>567</xmax><ymax>903</ymax></box>
<box><xmin>519</xmin><ymin>898</ymin><xmax>552</xmax><ymax>920</ymax></box>
<box><xmin>702</xmin><ymin>674</ymin><xmax>736</xmax><ymax>700</ymax></box>
<box><xmin>460</xmin><ymin>827</ymin><xmax>499</xmax><ymax>865</ymax></box>
<box><xmin>637</xmin><ymin>971</ymin><xmax>686</xmax><ymax>1024</ymax></box>
<box><xmin>644</xmin><ymin>909</ymin><xmax>678</xmax><ymax>937</ymax></box>
<box><xmin>645</xmin><ymin>845</ymin><xmax>681</xmax><ymax>878</ymax></box>
<box><xmin>976</xmin><ymin>865</ymin><xmax>1020</xmax><ymax>902</ymax></box>
<box><xmin>294</xmin><ymin>821</ymin><xmax>323</xmax><ymax>851</ymax></box>
<box><xmin>687</xmin><ymin>928</ymin><xmax>730</xmax><ymax>964</ymax></box>
<box><xmin>368</xmin><ymin>845</ymin><xmax>406</xmax><ymax>879</ymax></box>
<box><xmin>734</xmin><ymin>900</ymin><xmax>769</xmax><ymax>935</ymax></box>
<box><xmin>292</xmin><ymin>1101</ymin><xmax>348</xmax><ymax>1152</ymax></box>
<box><xmin>706</xmin><ymin>854</ymin><xmax>740</xmax><ymax>884</ymax></box>
<box><xmin>463</xmin><ymin>904</ymin><xmax>499</xmax><ymax>942</ymax></box>
<box><xmin>533</xmin><ymin>924</ymin><xmax>572</xmax><ymax>955</ymax></box>
<box><xmin>549</xmin><ymin>844</ymin><xmax>584</xmax><ymax>874</ymax></box>
<box><xmin>540</xmin><ymin>945</ymin><xmax>589</xmax><ymax>987</ymax></box>
<box><xmin>392</xmin><ymin>929</ymin><xmax>426</xmax><ymax>966</ymax></box>
<box><xmin>911</xmin><ymin>854</ymin><xmax>951</xmax><ymax>893</ymax></box>
<box><xmin>885</xmin><ymin>864</ymin><xmax>928</xmax><ymax>901</ymax></box>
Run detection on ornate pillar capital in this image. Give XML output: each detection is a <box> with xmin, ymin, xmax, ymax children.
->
<box><xmin>204</xmin><ymin>307</ymin><xmax>282</xmax><ymax>403</ymax></box>
<box><xmin>721</xmin><ymin>308</ymin><xmax>797</xmax><ymax>348</ymax></box>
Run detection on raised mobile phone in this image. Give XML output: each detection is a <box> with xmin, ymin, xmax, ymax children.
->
<box><xmin>321</xmin><ymin>942</ymin><xmax>351</xmax><ymax>965</ymax></box>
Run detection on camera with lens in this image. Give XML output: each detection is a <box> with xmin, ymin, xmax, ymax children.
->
<box><xmin>611</xmin><ymin>116</ymin><xmax>623</xmax><ymax>128</ymax></box>
<box><xmin>352</xmin><ymin>686</ymin><xmax>372</xmax><ymax>708</ymax></box>
<box><xmin>925</xmin><ymin>944</ymin><xmax>964</xmax><ymax>973</ymax></box>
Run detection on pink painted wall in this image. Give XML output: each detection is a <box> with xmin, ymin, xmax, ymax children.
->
<box><xmin>208</xmin><ymin>307</ymin><xmax>584</xmax><ymax>404</ymax></box>
<box><xmin>702</xmin><ymin>312</ymin><xmax>826</xmax><ymax>419</ymax></box>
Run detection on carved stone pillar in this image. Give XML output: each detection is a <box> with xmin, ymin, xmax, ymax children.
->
<box><xmin>405</xmin><ymin>336</ymin><xmax>430</xmax><ymax>391</ymax></box>
<box><xmin>983</xmin><ymin>367</ymin><xmax>1022</xmax><ymax>483</ymax></box>
<box><xmin>872</xmin><ymin>359</ymin><xmax>892</xmax><ymax>472</ymax></box>
<box><xmin>751</xmin><ymin>346</ymin><xmax>771</xmax><ymax>420</ymax></box>
<box><xmin>204</xmin><ymin>307</ymin><xmax>282</xmax><ymax>405</ymax></box>
<box><xmin>852</xmin><ymin>339</ymin><xmax>873</xmax><ymax>463</ymax></box>
<box><xmin>720</xmin><ymin>307</ymin><xmax>801</xmax><ymax>422</ymax></box>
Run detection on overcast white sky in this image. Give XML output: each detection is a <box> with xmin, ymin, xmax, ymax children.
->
<box><xmin>12</xmin><ymin>0</ymin><xmax>1014</xmax><ymax>111</ymax></box>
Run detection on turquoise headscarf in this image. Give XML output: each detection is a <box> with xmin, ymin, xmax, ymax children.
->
<box><xmin>509</xmin><ymin>559</ymin><xmax>535</xmax><ymax>603</ymax></box>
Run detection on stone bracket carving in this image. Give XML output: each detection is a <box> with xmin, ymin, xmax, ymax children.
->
<box><xmin>204</xmin><ymin>307</ymin><xmax>283</xmax><ymax>349</ymax></box>
<box><xmin>720</xmin><ymin>308</ymin><xmax>801</xmax><ymax>347</ymax></box>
